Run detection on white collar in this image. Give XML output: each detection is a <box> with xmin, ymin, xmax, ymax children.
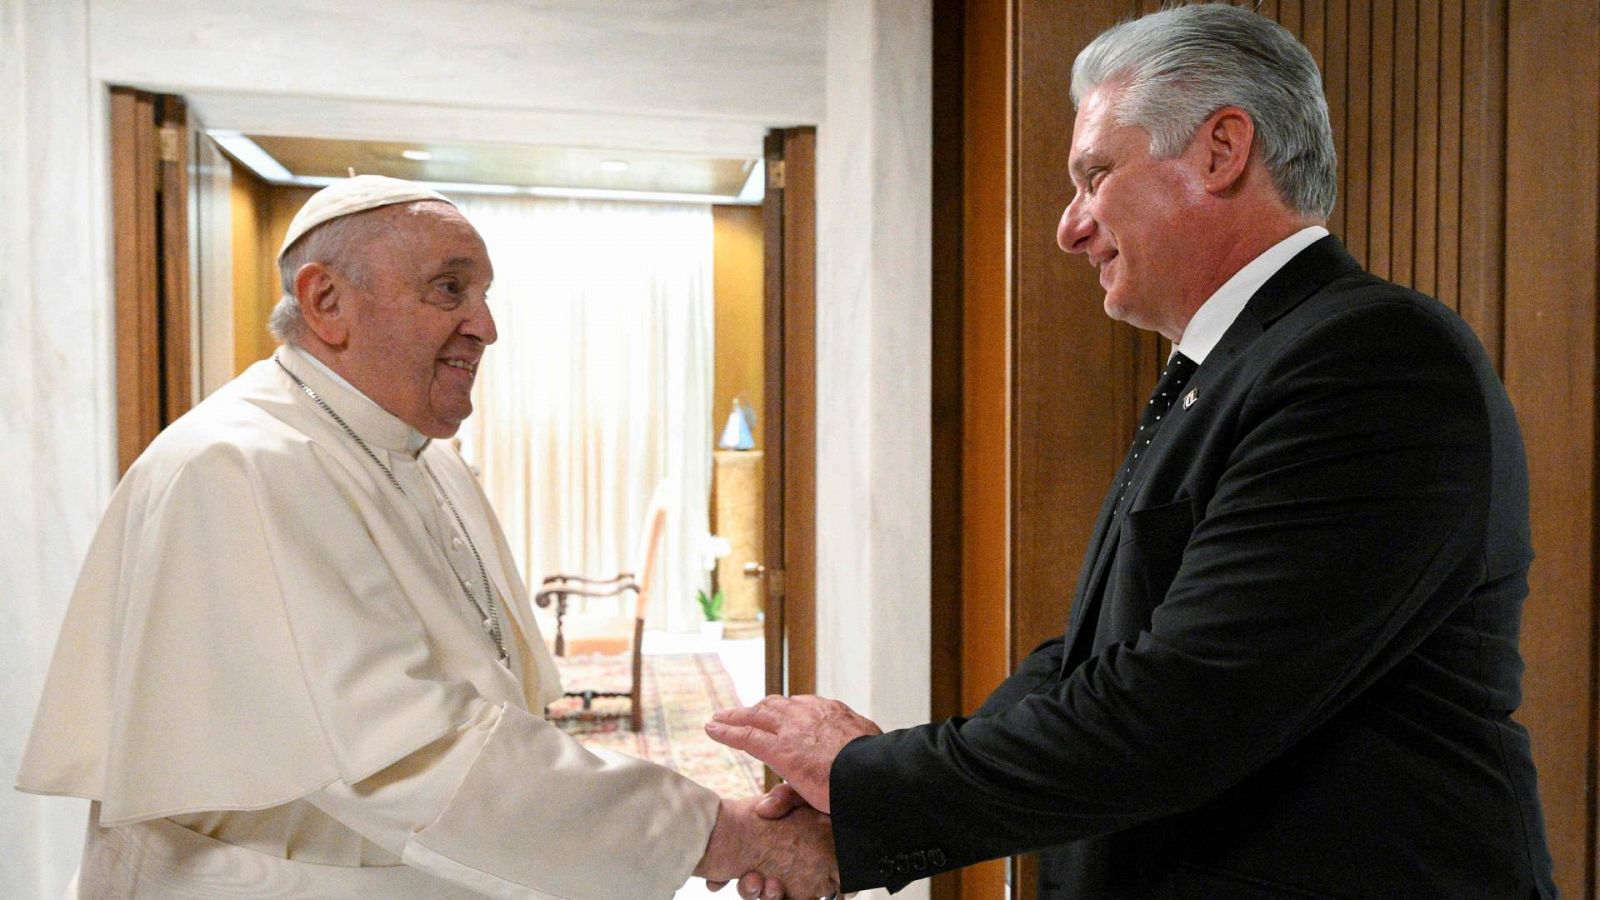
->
<box><xmin>1174</xmin><ymin>225</ymin><xmax>1329</xmax><ymax>364</ymax></box>
<box><xmin>278</xmin><ymin>343</ymin><xmax>431</xmax><ymax>456</ymax></box>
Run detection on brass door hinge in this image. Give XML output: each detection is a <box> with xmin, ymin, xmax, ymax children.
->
<box><xmin>767</xmin><ymin>159</ymin><xmax>786</xmax><ymax>190</ymax></box>
<box><xmin>158</xmin><ymin>126</ymin><xmax>182</xmax><ymax>163</ymax></box>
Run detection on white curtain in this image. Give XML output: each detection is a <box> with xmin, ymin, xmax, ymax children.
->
<box><xmin>453</xmin><ymin>194</ymin><xmax>714</xmax><ymax>634</ymax></box>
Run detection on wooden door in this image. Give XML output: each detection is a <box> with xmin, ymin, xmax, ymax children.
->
<box><xmin>761</xmin><ymin>127</ymin><xmax>819</xmax><ymax>715</ymax></box>
<box><xmin>930</xmin><ymin>0</ymin><xmax>1014</xmax><ymax>896</ymax></box>
<box><xmin>111</xmin><ymin>87</ymin><xmax>192</xmax><ymax>474</ymax></box>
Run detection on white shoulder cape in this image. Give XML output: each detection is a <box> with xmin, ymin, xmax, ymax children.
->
<box><xmin>18</xmin><ymin>351</ymin><xmax>564</xmax><ymax>827</ymax></box>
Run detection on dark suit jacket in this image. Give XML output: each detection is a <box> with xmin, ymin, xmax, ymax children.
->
<box><xmin>830</xmin><ymin>237</ymin><xmax>1557</xmax><ymax>898</ymax></box>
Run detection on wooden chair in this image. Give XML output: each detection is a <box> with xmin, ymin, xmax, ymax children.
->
<box><xmin>534</xmin><ymin>489</ymin><xmax>668</xmax><ymax>731</ymax></box>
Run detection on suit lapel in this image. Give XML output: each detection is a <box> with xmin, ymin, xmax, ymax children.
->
<box><xmin>1063</xmin><ymin>482</ymin><xmax>1127</xmax><ymax>661</ymax></box>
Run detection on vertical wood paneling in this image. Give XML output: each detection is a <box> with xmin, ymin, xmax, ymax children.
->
<box><xmin>1324</xmin><ymin>0</ymin><xmax>1348</xmax><ymax>241</ymax></box>
<box><xmin>1390</xmin><ymin>0</ymin><xmax>1416</xmax><ymax>288</ymax></box>
<box><xmin>941</xmin><ymin>1</ymin><xmax>1014</xmax><ymax>895</ymax></box>
<box><xmin>1012</xmin><ymin>2</ymin><xmax>1135</xmax><ymax>895</ymax></box>
<box><xmin>1301</xmin><ymin>0</ymin><xmax>1326</xmax><ymax>72</ymax></box>
<box><xmin>929</xmin><ymin>21</ymin><xmax>965</xmax><ymax>900</ymax></box>
<box><xmin>112</xmin><ymin>88</ymin><xmax>161</xmax><ymax>476</ymax></box>
<box><xmin>780</xmin><ymin>129</ymin><xmax>817</xmax><ymax>702</ymax></box>
<box><xmin>1436</xmin><ymin>0</ymin><xmax>1463</xmax><ymax>310</ymax></box>
<box><xmin>158</xmin><ymin>97</ymin><xmax>192</xmax><ymax>423</ymax></box>
<box><xmin>1279</xmin><ymin>0</ymin><xmax>1302</xmax><ymax>35</ymax></box>
<box><xmin>1458</xmin><ymin>0</ymin><xmax>1506</xmax><ymax>366</ymax></box>
<box><xmin>1413</xmin><ymin>0</ymin><xmax>1440</xmax><ymax>298</ymax></box>
<box><xmin>761</xmin><ymin>132</ymin><xmax>786</xmax><ymax>715</ymax></box>
<box><xmin>1344</xmin><ymin>0</ymin><xmax>1370</xmax><ymax>264</ymax></box>
<box><xmin>1367</xmin><ymin>0</ymin><xmax>1393</xmax><ymax>279</ymax></box>
<box><xmin>1012</xmin><ymin>0</ymin><xmax>1128</xmax><ymax>683</ymax></box>
<box><xmin>960</xmin><ymin>0</ymin><xmax>1012</xmax><ymax>719</ymax></box>
<box><xmin>930</xmin><ymin>8</ymin><xmax>966</xmax><ymax>899</ymax></box>
<box><xmin>1505</xmin><ymin>5</ymin><xmax>1599</xmax><ymax>894</ymax></box>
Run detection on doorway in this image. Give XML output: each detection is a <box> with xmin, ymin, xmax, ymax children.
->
<box><xmin>111</xmin><ymin>89</ymin><xmax>818</xmax><ymax>826</ymax></box>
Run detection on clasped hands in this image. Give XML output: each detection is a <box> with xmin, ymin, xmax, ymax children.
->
<box><xmin>693</xmin><ymin>695</ymin><xmax>883</xmax><ymax>899</ymax></box>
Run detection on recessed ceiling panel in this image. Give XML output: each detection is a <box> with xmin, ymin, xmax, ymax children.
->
<box><xmin>247</xmin><ymin>135</ymin><xmax>755</xmax><ymax>197</ymax></box>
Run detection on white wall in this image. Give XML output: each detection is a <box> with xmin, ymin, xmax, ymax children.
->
<box><xmin>1</xmin><ymin>1</ymin><xmax>932</xmax><ymax>896</ymax></box>
<box><xmin>816</xmin><ymin>0</ymin><xmax>932</xmax><ymax>729</ymax></box>
<box><xmin>815</xmin><ymin>1</ymin><xmax>932</xmax><ymax>895</ymax></box>
<box><xmin>1</xmin><ymin>2</ymin><xmax>112</xmax><ymax>897</ymax></box>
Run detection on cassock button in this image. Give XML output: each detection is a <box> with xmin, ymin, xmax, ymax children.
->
<box><xmin>911</xmin><ymin>850</ymin><xmax>927</xmax><ymax>870</ymax></box>
<box><xmin>894</xmin><ymin>853</ymin><xmax>910</xmax><ymax>875</ymax></box>
<box><xmin>877</xmin><ymin>857</ymin><xmax>895</xmax><ymax>878</ymax></box>
<box><xmin>929</xmin><ymin>848</ymin><xmax>947</xmax><ymax>867</ymax></box>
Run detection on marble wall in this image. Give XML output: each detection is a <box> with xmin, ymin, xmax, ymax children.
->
<box><xmin>1</xmin><ymin>2</ymin><xmax>932</xmax><ymax>896</ymax></box>
<box><xmin>816</xmin><ymin>0</ymin><xmax>933</xmax><ymax>737</ymax></box>
<box><xmin>813</xmin><ymin>4</ymin><xmax>934</xmax><ymax>895</ymax></box>
<box><xmin>1</xmin><ymin>3</ymin><xmax>112</xmax><ymax>898</ymax></box>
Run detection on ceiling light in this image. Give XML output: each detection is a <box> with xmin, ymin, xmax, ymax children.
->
<box><xmin>599</xmin><ymin>159</ymin><xmax>630</xmax><ymax>173</ymax></box>
<box><xmin>401</xmin><ymin>149</ymin><xmax>433</xmax><ymax>161</ymax></box>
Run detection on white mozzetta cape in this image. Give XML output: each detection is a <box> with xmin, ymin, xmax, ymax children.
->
<box><xmin>17</xmin><ymin>346</ymin><xmax>717</xmax><ymax>898</ymax></box>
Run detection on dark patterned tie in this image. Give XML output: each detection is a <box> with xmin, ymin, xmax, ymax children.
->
<box><xmin>1111</xmin><ymin>351</ymin><xmax>1198</xmax><ymax>515</ymax></box>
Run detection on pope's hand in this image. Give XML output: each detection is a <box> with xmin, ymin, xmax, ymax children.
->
<box><xmin>705</xmin><ymin>695</ymin><xmax>883</xmax><ymax>814</ymax></box>
<box><xmin>694</xmin><ymin>795</ymin><xmax>839</xmax><ymax>899</ymax></box>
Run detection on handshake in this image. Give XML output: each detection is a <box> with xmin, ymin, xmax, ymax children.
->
<box><xmin>691</xmin><ymin>695</ymin><xmax>885</xmax><ymax>899</ymax></box>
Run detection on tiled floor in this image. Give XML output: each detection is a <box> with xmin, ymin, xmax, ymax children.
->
<box><xmin>640</xmin><ymin>631</ymin><xmax>767</xmax><ymax>899</ymax></box>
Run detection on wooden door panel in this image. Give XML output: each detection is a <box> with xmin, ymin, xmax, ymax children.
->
<box><xmin>762</xmin><ymin>127</ymin><xmax>818</xmax><ymax>718</ymax></box>
<box><xmin>112</xmin><ymin>87</ymin><xmax>192</xmax><ymax>474</ymax></box>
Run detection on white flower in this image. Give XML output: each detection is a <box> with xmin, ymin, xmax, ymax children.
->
<box><xmin>699</xmin><ymin>533</ymin><xmax>732</xmax><ymax>570</ymax></box>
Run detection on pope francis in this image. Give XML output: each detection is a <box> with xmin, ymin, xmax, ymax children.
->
<box><xmin>17</xmin><ymin>177</ymin><xmax>836</xmax><ymax>899</ymax></box>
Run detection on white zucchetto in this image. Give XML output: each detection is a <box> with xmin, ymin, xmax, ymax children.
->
<box><xmin>278</xmin><ymin>175</ymin><xmax>452</xmax><ymax>260</ymax></box>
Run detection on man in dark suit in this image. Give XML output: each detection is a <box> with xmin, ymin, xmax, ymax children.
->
<box><xmin>707</xmin><ymin>4</ymin><xmax>1557</xmax><ymax>898</ymax></box>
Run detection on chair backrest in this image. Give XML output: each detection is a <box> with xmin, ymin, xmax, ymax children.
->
<box><xmin>630</xmin><ymin>483</ymin><xmax>671</xmax><ymax>621</ymax></box>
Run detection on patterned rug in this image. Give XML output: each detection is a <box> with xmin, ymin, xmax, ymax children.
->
<box><xmin>546</xmin><ymin>652</ymin><xmax>763</xmax><ymax>799</ymax></box>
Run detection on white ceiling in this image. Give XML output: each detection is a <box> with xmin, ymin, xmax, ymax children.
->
<box><xmin>93</xmin><ymin>0</ymin><xmax>826</xmax><ymax>162</ymax></box>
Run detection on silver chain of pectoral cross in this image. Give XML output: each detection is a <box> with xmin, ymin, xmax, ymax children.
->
<box><xmin>275</xmin><ymin>356</ymin><xmax>508</xmax><ymax>665</ymax></box>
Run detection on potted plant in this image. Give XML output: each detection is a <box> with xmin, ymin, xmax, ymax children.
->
<box><xmin>696</xmin><ymin>588</ymin><xmax>726</xmax><ymax>643</ymax></box>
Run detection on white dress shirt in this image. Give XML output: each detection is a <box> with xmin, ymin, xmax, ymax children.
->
<box><xmin>1175</xmin><ymin>225</ymin><xmax>1329</xmax><ymax>364</ymax></box>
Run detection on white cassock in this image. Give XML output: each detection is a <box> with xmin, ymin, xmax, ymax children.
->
<box><xmin>16</xmin><ymin>343</ymin><xmax>718</xmax><ymax>899</ymax></box>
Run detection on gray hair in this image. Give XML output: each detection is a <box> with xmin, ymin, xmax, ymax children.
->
<box><xmin>268</xmin><ymin>211</ymin><xmax>385</xmax><ymax>344</ymax></box>
<box><xmin>1071</xmin><ymin>3</ymin><xmax>1337</xmax><ymax>219</ymax></box>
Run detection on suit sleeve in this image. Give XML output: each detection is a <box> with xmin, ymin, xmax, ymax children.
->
<box><xmin>830</xmin><ymin>299</ymin><xmax>1498</xmax><ymax>892</ymax></box>
<box><xmin>971</xmin><ymin>637</ymin><xmax>1066</xmax><ymax>718</ymax></box>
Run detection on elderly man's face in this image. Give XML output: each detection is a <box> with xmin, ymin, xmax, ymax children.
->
<box><xmin>339</xmin><ymin>202</ymin><xmax>497</xmax><ymax>438</ymax></box>
<box><xmin>1057</xmin><ymin>85</ymin><xmax>1208</xmax><ymax>341</ymax></box>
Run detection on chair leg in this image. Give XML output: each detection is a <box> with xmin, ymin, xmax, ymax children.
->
<box><xmin>630</xmin><ymin>621</ymin><xmax>645</xmax><ymax>732</ymax></box>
